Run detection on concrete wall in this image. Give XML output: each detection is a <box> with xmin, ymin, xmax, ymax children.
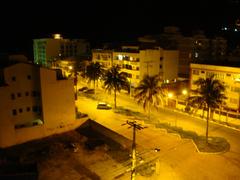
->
<box><xmin>40</xmin><ymin>68</ymin><xmax>76</xmax><ymax>129</ymax></box>
<box><xmin>162</xmin><ymin>50</ymin><xmax>179</xmax><ymax>81</ymax></box>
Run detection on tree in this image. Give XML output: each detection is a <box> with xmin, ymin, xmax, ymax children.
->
<box><xmin>103</xmin><ymin>65</ymin><xmax>128</xmax><ymax>108</ymax></box>
<box><xmin>187</xmin><ymin>75</ymin><xmax>226</xmax><ymax>143</ymax></box>
<box><xmin>134</xmin><ymin>75</ymin><xmax>165</xmax><ymax>121</ymax></box>
<box><xmin>85</xmin><ymin>62</ymin><xmax>103</xmax><ymax>92</ymax></box>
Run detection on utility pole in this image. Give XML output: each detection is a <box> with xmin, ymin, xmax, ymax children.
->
<box><xmin>122</xmin><ymin>120</ymin><xmax>146</xmax><ymax>180</ymax></box>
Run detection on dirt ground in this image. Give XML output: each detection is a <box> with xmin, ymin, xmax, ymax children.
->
<box><xmin>1</xmin><ymin>130</ymin><xmax>134</xmax><ymax>180</ymax></box>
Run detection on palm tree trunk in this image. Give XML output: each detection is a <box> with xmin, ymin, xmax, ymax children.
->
<box><xmin>94</xmin><ymin>79</ymin><xmax>96</xmax><ymax>95</ymax></box>
<box><xmin>114</xmin><ymin>88</ymin><xmax>117</xmax><ymax>109</ymax></box>
<box><xmin>148</xmin><ymin>102</ymin><xmax>150</xmax><ymax>121</ymax></box>
<box><xmin>206</xmin><ymin>107</ymin><xmax>210</xmax><ymax>144</ymax></box>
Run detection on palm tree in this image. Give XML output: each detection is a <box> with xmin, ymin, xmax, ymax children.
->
<box><xmin>134</xmin><ymin>75</ymin><xmax>165</xmax><ymax>121</ymax></box>
<box><xmin>85</xmin><ymin>62</ymin><xmax>103</xmax><ymax>92</ymax></box>
<box><xmin>187</xmin><ymin>75</ymin><xmax>226</xmax><ymax>143</ymax></box>
<box><xmin>103</xmin><ymin>65</ymin><xmax>128</xmax><ymax>108</ymax></box>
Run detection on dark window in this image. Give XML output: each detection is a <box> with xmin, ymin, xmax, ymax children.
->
<box><xmin>226</xmin><ymin>73</ymin><xmax>231</xmax><ymax>77</ymax></box>
<box><xmin>25</xmin><ymin>92</ymin><xmax>29</xmax><ymax>96</ymax></box>
<box><xmin>12</xmin><ymin>109</ymin><xmax>17</xmax><ymax>115</ymax></box>
<box><xmin>12</xmin><ymin>76</ymin><xmax>16</xmax><ymax>81</ymax></box>
<box><xmin>32</xmin><ymin>91</ymin><xmax>37</xmax><ymax>97</ymax></box>
<box><xmin>32</xmin><ymin>106</ymin><xmax>38</xmax><ymax>112</ymax></box>
<box><xmin>26</xmin><ymin>107</ymin><xmax>30</xmax><ymax>112</ymax></box>
<box><xmin>27</xmin><ymin>75</ymin><xmax>31</xmax><ymax>80</ymax></box>
<box><xmin>160</xmin><ymin>57</ymin><xmax>164</xmax><ymax>61</ymax></box>
<box><xmin>201</xmin><ymin>71</ymin><xmax>205</xmax><ymax>73</ymax></box>
<box><xmin>11</xmin><ymin>93</ymin><xmax>15</xmax><ymax>100</ymax></box>
<box><xmin>19</xmin><ymin>108</ymin><xmax>23</xmax><ymax>113</ymax></box>
<box><xmin>17</xmin><ymin>93</ymin><xmax>21</xmax><ymax>97</ymax></box>
<box><xmin>160</xmin><ymin>65</ymin><xmax>162</xmax><ymax>69</ymax></box>
<box><xmin>192</xmin><ymin>69</ymin><xmax>199</xmax><ymax>75</ymax></box>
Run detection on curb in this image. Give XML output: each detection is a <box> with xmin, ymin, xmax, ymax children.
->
<box><xmin>171</xmin><ymin>108</ymin><xmax>240</xmax><ymax>132</ymax></box>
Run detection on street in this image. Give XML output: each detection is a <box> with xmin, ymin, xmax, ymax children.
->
<box><xmin>75</xmin><ymin>84</ymin><xmax>240</xmax><ymax>179</ymax></box>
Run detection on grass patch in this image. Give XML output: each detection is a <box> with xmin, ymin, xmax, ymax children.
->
<box><xmin>194</xmin><ymin>136</ymin><xmax>230</xmax><ymax>153</ymax></box>
<box><xmin>155</xmin><ymin>122</ymin><xmax>230</xmax><ymax>153</ymax></box>
<box><xmin>114</xmin><ymin>106</ymin><xmax>145</xmax><ymax>118</ymax></box>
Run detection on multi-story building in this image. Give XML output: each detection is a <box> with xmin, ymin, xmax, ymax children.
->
<box><xmin>149</xmin><ymin>27</ymin><xmax>228</xmax><ymax>79</ymax></box>
<box><xmin>33</xmin><ymin>34</ymin><xmax>90</xmax><ymax>67</ymax></box>
<box><xmin>0</xmin><ymin>62</ymin><xmax>77</xmax><ymax>148</ymax></box>
<box><xmin>92</xmin><ymin>46</ymin><xmax>179</xmax><ymax>87</ymax></box>
<box><xmin>190</xmin><ymin>63</ymin><xmax>240</xmax><ymax>111</ymax></box>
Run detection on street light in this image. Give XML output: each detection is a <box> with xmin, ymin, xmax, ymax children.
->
<box><xmin>182</xmin><ymin>89</ymin><xmax>188</xmax><ymax>95</ymax></box>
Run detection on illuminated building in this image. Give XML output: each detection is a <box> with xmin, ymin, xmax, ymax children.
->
<box><xmin>33</xmin><ymin>34</ymin><xmax>90</xmax><ymax>67</ymax></box>
<box><xmin>190</xmin><ymin>63</ymin><xmax>240</xmax><ymax>111</ymax></box>
<box><xmin>92</xmin><ymin>46</ymin><xmax>179</xmax><ymax>87</ymax></box>
<box><xmin>143</xmin><ymin>27</ymin><xmax>228</xmax><ymax>79</ymax></box>
<box><xmin>0</xmin><ymin>62</ymin><xmax>76</xmax><ymax>148</ymax></box>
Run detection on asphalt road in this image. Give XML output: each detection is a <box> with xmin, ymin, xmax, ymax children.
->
<box><xmin>76</xmin><ymin>85</ymin><xmax>240</xmax><ymax>179</ymax></box>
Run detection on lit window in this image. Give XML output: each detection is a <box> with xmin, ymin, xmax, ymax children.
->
<box><xmin>195</xmin><ymin>52</ymin><xmax>198</xmax><ymax>58</ymax></box>
<box><xmin>118</xmin><ymin>55</ymin><xmax>123</xmax><ymax>60</ymax></box>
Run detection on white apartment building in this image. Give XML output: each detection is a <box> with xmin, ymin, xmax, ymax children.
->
<box><xmin>92</xmin><ymin>46</ymin><xmax>179</xmax><ymax>87</ymax></box>
<box><xmin>0</xmin><ymin>62</ymin><xmax>76</xmax><ymax>148</ymax></box>
<box><xmin>190</xmin><ymin>63</ymin><xmax>240</xmax><ymax>111</ymax></box>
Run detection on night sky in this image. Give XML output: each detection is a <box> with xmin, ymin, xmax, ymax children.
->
<box><xmin>0</xmin><ymin>0</ymin><xmax>239</xmax><ymax>59</ymax></box>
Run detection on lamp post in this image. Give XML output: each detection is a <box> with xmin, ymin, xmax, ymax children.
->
<box><xmin>74</xmin><ymin>72</ymin><xmax>78</xmax><ymax>100</ymax></box>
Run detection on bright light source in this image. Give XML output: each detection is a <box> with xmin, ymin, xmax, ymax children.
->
<box><xmin>168</xmin><ymin>93</ymin><xmax>173</xmax><ymax>98</ymax></box>
<box><xmin>69</xmin><ymin>66</ymin><xmax>73</xmax><ymax>70</ymax></box>
<box><xmin>130</xmin><ymin>56</ymin><xmax>133</xmax><ymax>61</ymax></box>
<box><xmin>166</xmin><ymin>79</ymin><xmax>169</xmax><ymax>83</ymax></box>
<box><xmin>182</xmin><ymin>89</ymin><xmax>188</xmax><ymax>95</ymax></box>
<box><xmin>118</xmin><ymin>55</ymin><xmax>123</xmax><ymax>60</ymax></box>
<box><xmin>53</xmin><ymin>34</ymin><xmax>62</xmax><ymax>39</ymax></box>
<box><xmin>234</xmin><ymin>28</ymin><xmax>238</xmax><ymax>32</ymax></box>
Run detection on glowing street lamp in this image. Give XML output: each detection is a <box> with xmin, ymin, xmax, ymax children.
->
<box><xmin>182</xmin><ymin>89</ymin><xmax>188</xmax><ymax>95</ymax></box>
<box><xmin>168</xmin><ymin>92</ymin><xmax>173</xmax><ymax>98</ymax></box>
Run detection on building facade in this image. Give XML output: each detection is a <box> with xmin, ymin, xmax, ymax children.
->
<box><xmin>0</xmin><ymin>63</ymin><xmax>76</xmax><ymax>148</ymax></box>
<box><xmin>33</xmin><ymin>34</ymin><xmax>90</xmax><ymax>67</ymax></box>
<box><xmin>190</xmin><ymin>63</ymin><xmax>240</xmax><ymax>111</ymax></box>
<box><xmin>92</xmin><ymin>46</ymin><xmax>179</xmax><ymax>87</ymax></box>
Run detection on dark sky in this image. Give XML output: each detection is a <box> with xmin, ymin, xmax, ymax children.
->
<box><xmin>0</xmin><ymin>0</ymin><xmax>239</xmax><ymax>58</ymax></box>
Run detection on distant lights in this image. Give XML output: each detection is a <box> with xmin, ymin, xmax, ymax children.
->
<box><xmin>53</xmin><ymin>34</ymin><xmax>62</xmax><ymax>39</ymax></box>
<box><xmin>118</xmin><ymin>54</ymin><xmax>123</xmax><ymax>60</ymax></box>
